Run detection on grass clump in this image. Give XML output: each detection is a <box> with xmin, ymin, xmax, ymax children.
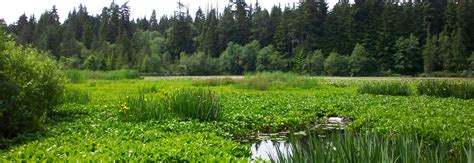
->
<box><xmin>417</xmin><ymin>80</ymin><xmax>474</xmax><ymax>99</ymax></box>
<box><xmin>193</xmin><ymin>78</ymin><xmax>236</xmax><ymax>87</ymax></box>
<box><xmin>237</xmin><ymin>72</ymin><xmax>320</xmax><ymax>90</ymax></box>
<box><xmin>273</xmin><ymin>132</ymin><xmax>473</xmax><ymax>163</ymax></box>
<box><xmin>138</xmin><ymin>85</ymin><xmax>159</xmax><ymax>94</ymax></box>
<box><xmin>65</xmin><ymin>70</ymin><xmax>141</xmax><ymax>83</ymax></box>
<box><xmin>118</xmin><ymin>95</ymin><xmax>169</xmax><ymax>122</ymax></box>
<box><xmin>62</xmin><ymin>89</ymin><xmax>90</xmax><ymax>104</ymax></box>
<box><xmin>118</xmin><ymin>89</ymin><xmax>221</xmax><ymax>122</ymax></box>
<box><xmin>358</xmin><ymin>81</ymin><xmax>412</xmax><ymax>96</ymax></box>
<box><xmin>167</xmin><ymin>89</ymin><xmax>221</xmax><ymax>121</ymax></box>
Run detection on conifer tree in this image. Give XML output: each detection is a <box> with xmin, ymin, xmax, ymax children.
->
<box><xmin>150</xmin><ymin>10</ymin><xmax>158</xmax><ymax>31</ymax></box>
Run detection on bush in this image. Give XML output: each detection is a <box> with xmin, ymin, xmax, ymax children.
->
<box><xmin>178</xmin><ymin>52</ymin><xmax>221</xmax><ymax>75</ymax></box>
<box><xmin>358</xmin><ymin>81</ymin><xmax>412</xmax><ymax>96</ymax></box>
<box><xmin>393</xmin><ymin>34</ymin><xmax>422</xmax><ymax>75</ymax></box>
<box><xmin>257</xmin><ymin>45</ymin><xmax>287</xmax><ymax>72</ymax></box>
<box><xmin>324</xmin><ymin>52</ymin><xmax>350</xmax><ymax>76</ymax></box>
<box><xmin>417</xmin><ymin>80</ymin><xmax>474</xmax><ymax>99</ymax></box>
<box><xmin>0</xmin><ymin>34</ymin><xmax>65</xmax><ymax>137</ymax></box>
<box><xmin>349</xmin><ymin>43</ymin><xmax>375</xmax><ymax>76</ymax></box>
<box><xmin>220</xmin><ymin>42</ymin><xmax>244</xmax><ymax>75</ymax></box>
<box><xmin>302</xmin><ymin>50</ymin><xmax>325</xmax><ymax>75</ymax></box>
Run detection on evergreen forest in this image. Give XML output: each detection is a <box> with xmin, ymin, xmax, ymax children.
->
<box><xmin>2</xmin><ymin>0</ymin><xmax>474</xmax><ymax>76</ymax></box>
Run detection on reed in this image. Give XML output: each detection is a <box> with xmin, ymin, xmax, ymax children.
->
<box><xmin>417</xmin><ymin>80</ymin><xmax>474</xmax><ymax>99</ymax></box>
<box><xmin>237</xmin><ymin>72</ymin><xmax>320</xmax><ymax>90</ymax></box>
<box><xmin>62</xmin><ymin>89</ymin><xmax>90</xmax><ymax>104</ymax></box>
<box><xmin>358</xmin><ymin>81</ymin><xmax>412</xmax><ymax>96</ymax></box>
<box><xmin>65</xmin><ymin>70</ymin><xmax>141</xmax><ymax>83</ymax></box>
<box><xmin>272</xmin><ymin>132</ymin><xmax>473</xmax><ymax>163</ymax></box>
<box><xmin>167</xmin><ymin>89</ymin><xmax>221</xmax><ymax>121</ymax></box>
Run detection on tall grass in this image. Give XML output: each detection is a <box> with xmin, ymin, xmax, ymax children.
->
<box><xmin>65</xmin><ymin>70</ymin><xmax>141</xmax><ymax>83</ymax></box>
<box><xmin>118</xmin><ymin>95</ymin><xmax>169</xmax><ymax>122</ymax></box>
<box><xmin>138</xmin><ymin>85</ymin><xmax>159</xmax><ymax>94</ymax></box>
<box><xmin>167</xmin><ymin>89</ymin><xmax>221</xmax><ymax>121</ymax></box>
<box><xmin>272</xmin><ymin>132</ymin><xmax>473</xmax><ymax>163</ymax></box>
<box><xmin>417</xmin><ymin>80</ymin><xmax>474</xmax><ymax>99</ymax></box>
<box><xmin>358</xmin><ymin>81</ymin><xmax>412</xmax><ymax>96</ymax></box>
<box><xmin>118</xmin><ymin>89</ymin><xmax>221</xmax><ymax>122</ymax></box>
<box><xmin>62</xmin><ymin>89</ymin><xmax>90</xmax><ymax>104</ymax></box>
<box><xmin>237</xmin><ymin>72</ymin><xmax>320</xmax><ymax>90</ymax></box>
<box><xmin>193</xmin><ymin>78</ymin><xmax>236</xmax><ymax>87</ymax></box>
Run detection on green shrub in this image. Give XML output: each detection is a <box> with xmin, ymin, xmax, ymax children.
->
<box><xmin>417</xmin><ymin>80</ymin><xmax>474</xmax><ymax>99</ymax></box>
<box><xmin>324</xmin><ymin>52</ymin><xmax>350</xmax><ymax>76</ymax></box>
<box><xmin>167</xmin><ymin>89</ymin><xmax>221</xmax><ymax>121</ymax></box>
<box><xmin>64</xmin><ymin>70</ymin><xmax>141</xmax><ymax>83</ymax></box>
<box><xmin>257</xmin><ymin>45</ymin><xmax>287</xmax><ymax>72</ymax></box>
<box><xmin>273</xmin><ymin>132</ymin><xmax>472</xmax><ymax>162</ymax></box>
<box><xmin>358</xmin><ymin>81</ymin><xmax>412</xmax><ymax>96</ymax></box>
<box><xmin>302</xmin><ymin>50</ymin><xmax>325</xmax><ymax>75</ymax></box>
<box><xmin>0</xmin><ymin>35</ymin><xmax>65</xmax><ymax>137</ymax></box>
<box><xmin>349</xmin><ymin>43</ymin><xmax>375</xmax><ymax>76</ymax></box>
<box><xmin>178</xmin><ymin>52</ymin><xmax>221</xmax><ymax>75</ymax></box>
<box><xmin>62</xmin><ymin>89</ymin><xmax>90</xmax><ymax>104</ymax></box>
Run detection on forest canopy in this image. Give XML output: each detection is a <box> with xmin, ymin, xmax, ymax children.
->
<box><xmin>4</xmin><ymin>0</ymin><xmax>474</xmax><ymax>76</ymax></box>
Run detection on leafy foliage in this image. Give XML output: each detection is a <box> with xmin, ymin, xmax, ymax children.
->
<box><xmin>394</xmin><ymin>34</ymin><xmax>422</xmax><ymax>74</ymax></box>
<box><xmin>0</xmin><ymin>34</ymin><xmax>65</xmax><ymax>137</ymax></box>
<box><xmin>302</xmin><ymin>50</ymin><xmax>325</xmax><ymax>75</ymax></box>
<box><xmin>349</xmin><ymin>44</ymin><xmax>374</xmax><ymax>76</ymax></box>
<box><xmin>324</xmin><ymin>52</ymin><xmax>349</xmax><ymax>76</ymax></box>
<box><xmin>3</xmin><ymin>1</ymin><xmax>474</xmax><ymax>76</ymax></box>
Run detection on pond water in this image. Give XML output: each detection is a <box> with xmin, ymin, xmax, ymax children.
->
<box><xmin>251</xmin><ymin>140</ymin><xmax>292</xmax><ymax>160</ymax></box>
<box><xmin>250</xmin><ymin>129</ymin><xmax>345</xmax><ymax>160</ymax></box>
<box><xmin>249</xmin><ymin>118</ymin><xmax>349</xmax><ymax>160</ymax></box>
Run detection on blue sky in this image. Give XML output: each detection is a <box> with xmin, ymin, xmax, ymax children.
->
<box><xmin>0</xmin><ymin>0</ymin><xmax>339</xmax><ymax>24</ymax></box>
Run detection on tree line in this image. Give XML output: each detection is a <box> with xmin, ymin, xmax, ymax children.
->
<box><xmin>3</xmin><ymin>0</ymin><xmax>474</xmax><ymax>76</ymax></box>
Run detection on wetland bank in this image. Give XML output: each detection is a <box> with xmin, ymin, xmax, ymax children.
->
<box><xmin>1</xmin><ymin>72</ymin><xmax>473</xmax><ymax>161</ymax></box>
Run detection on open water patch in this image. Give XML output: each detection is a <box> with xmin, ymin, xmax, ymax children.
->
<box><xmin>249</xmin><ymin>117</ymin><xmax>350</xmax><ymax>160</ymax></box>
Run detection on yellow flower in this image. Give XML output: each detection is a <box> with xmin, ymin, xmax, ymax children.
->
<box><xmin>119</xmin><ymin>102</ymin><xmax>130</xmax><ymax>111</ymax></box>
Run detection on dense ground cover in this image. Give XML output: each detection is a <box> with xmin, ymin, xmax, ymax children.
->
<box><xmin>1</xmin><ymin>76</ymin><xmax>473</xmax><ymax>161</ymax></box>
